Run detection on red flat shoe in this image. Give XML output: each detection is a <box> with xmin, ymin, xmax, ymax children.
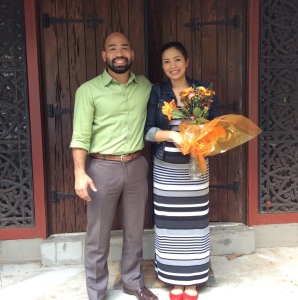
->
<box><xmin>169</xmin><ymin>290</ymin><xmax>184</xmax><ymax>300</ymax></box>
<box><xmin>182</xmin><ymin>290</ymin><xmax>199</xmax><ymax>300</ymax></box>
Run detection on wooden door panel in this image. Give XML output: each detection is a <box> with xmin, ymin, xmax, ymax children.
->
<box><xmin>147</xmin><ymin>0</ymin><xmax>247</xmax><ymax>223</ymax></box>
<box><xmin>40</xmin><ymin>0</ymin><xmax>247</xmax><ymax>234</ymax></box>
<box><xmin>40</xmin><ymin>0</ymin><xmax>147</xmax><ymax>234</ymax></box>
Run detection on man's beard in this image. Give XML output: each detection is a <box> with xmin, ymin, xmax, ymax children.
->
<box><xmin>106</xmin><ymin>56</ymin><xmax>133</xmax><ymax>74</ymax></box>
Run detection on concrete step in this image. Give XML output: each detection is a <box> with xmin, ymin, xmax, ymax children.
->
<box><xmin>40</xmin><ymin>223</ymin><xmax>255</xmax><ymax>266</ymax></box>
<box><xmin>3</xmin><ymin>223</ymin><xmax>298</xmax><ymax>264</ymax></box>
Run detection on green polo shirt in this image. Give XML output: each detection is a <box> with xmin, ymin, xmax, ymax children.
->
<box><xmin>70</xmin><ymin>69</ymin><xmax>151</xmax><ymax>155</ymax></box>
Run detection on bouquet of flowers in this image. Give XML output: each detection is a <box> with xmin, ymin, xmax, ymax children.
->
<box><xmin>162</xmin><ymin>85</ymin><xmax>262</xmax><ymax>179</ymax></box>
<box><xmin>162</xmin><ymin>84</ymin><xmax>215</xmax><ymax>124</ymax></box>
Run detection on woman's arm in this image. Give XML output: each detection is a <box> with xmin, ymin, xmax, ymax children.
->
<box><xmin>144</xmin><ymin>85</ymin><xmax>160</xmax><ymax>141</ymax></box>
<box><xmin>154</xmin><ymin>130</ymin><xmax>183</xmax><ymax>145</ymax></box>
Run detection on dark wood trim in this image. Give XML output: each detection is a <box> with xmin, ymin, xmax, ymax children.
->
<box><xmin>0</xmin><ymin>0</ymin><xmax>47</xmax><ymax>240</ymax></box>
<box><xmin>247</xmin><ymin>0</ymin><xmax>298</xmax><ymax>225</ymax></box>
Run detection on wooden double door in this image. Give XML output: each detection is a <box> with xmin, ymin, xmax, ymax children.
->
<box><xmin>39</xmin><ymin>0</ymin><xmax>248</xmax><ymax>235</ymax></box>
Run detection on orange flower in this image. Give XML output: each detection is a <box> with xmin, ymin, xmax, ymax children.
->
<box><xmin>179</xmin><ymin>87</ymin><xmax>194</xmax><ymax>98</ymax></box>
<box><xmin>162</xmin><ymin>100</ymin><xmax>178</xmax><ymax>120</ymax></box>
<box><xmin>205</xmin><ymin>90</ymin><xmax>215</xmax><ymax>97</ymax></box>
<box><xmin>169</xmin><ymin>99</ymin><xmax>178</xmax><ymax>110</ymax></box>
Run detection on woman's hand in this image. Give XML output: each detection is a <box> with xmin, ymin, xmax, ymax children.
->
<box><xmin>154</xmin><ymin>130</ymin><xmax>184</xmax><ymax>145</ymax></box>
<box><xmin>169</xmin><ymin>131</ymin><xmax>184</xmax><ymax>146</ymax></box>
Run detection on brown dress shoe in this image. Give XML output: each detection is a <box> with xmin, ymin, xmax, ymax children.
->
<box><xmin>123</xmin><ymin>286</ymin><xmax>158</xmax><ymax>300</ymax></box>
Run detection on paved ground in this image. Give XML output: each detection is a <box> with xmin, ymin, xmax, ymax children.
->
<box><xmin>1</xmin><ymin>247</ymin><xmax>298</xmax><ymax>300</ymax></box>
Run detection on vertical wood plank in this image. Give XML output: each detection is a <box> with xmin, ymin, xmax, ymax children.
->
<box><xmin>161</xmin><ymin>0</ymin><xmax>177</xmax><ymax>82</ymax></box>
<box><xmin>95</xmin><ymin>0</ymin><xmax>111</xmax><ymax>74</ymax></box>
<box><xmin>214</xmin><ymin>0</ymin><xmax>229</xmax><ymax>221</ymax></box>
<box><xmin>201</xmin><ymin>0</ymin><xmax>219</xmax><ymax>220</ymax></box>
<box><xmin>52</xmin><ymin>2</ymin><xmax>68</xmax><ymax>232</ymax></box>
<box><xmin>40</xmin><ymin>0</ymin><xmax>58</xmax><ymax>234</ymax></box>
<box><xmin>240</xmin><ymin>0</ymin><xmax>248</xmax><ymax>222</ymax></box>
<box><xmin>147</xmin><ymin>0</ymin><xmax>163</xmax><ymax>83</ymax></box>
<box><xmin>128</xmin><ymin>0</ymin><xmax>145</xmax><ymax>76</ymax></box>
<box><xmin>111</xmin><ymin>0</ymin><xmax>129</xmax><ymax>34</ymax></box>
<box><xmin>226</xmin><ymin>0</ymin><xmax>245</xmax><ymax>222</ymax></box>
<box><xmin>176</xmin><ymin>0</ymin><xmax>192</xmax><ymax>78</ymax></box>
<box><xmin>201</xmin><ymin>1</ymin><xmax>217</xmax><ymax>84</ymax></box>
<box><xmin>161</xmin><ymin>0</ymin><xmax>177</xmax><ymax>43</ymax></box>
<box><xmin>63</xmin><ymin>0</ymin><xmax>87</xmax><ymax>232</ymax></box>
<box><xmin>191</xmin><ymin>0</ymin><xmax>202</xmax><ymax>80</ymax></box>
<box><xmin>84</xmin><ymin>0</ymin><xmax>97</xmax><ymax>80</ymax></box>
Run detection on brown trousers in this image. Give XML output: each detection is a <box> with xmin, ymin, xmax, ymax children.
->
<box><xmin>85</xmin><ymin>155</ymin><xmax>148</xmax><ymax>300</ymax></box>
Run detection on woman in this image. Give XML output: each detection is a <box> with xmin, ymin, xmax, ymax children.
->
<box><xmin>144</xmin><ymin>42</ymin><xmax>220</xmax><ymax>300</ymax></box>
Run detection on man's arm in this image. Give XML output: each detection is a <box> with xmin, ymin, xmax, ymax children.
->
<box><xmin>73</xmin><ymin>148</ymin><xmax>97</xmax><ymax>201</ymax></box>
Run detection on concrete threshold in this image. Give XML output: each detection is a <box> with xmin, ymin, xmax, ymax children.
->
<box><xmin>40</xmin><ymin>222</ymin><xmax>255</xmax><ymax>266</ymax></box>
<box><xmin>8</xmin><ymin>222</ymin><xmax>298</xmax><ymax>265</ymax></box>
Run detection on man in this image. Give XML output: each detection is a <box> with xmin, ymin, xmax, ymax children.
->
<box><xmin>70</xmin><ymin>32</ymin><xmax>157</xmax><ymax>300</ymax></box>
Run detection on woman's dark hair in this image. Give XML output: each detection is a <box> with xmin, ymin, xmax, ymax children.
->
<box><xmin>160</xmin><ymin>42</ymin><xmax>188</xmax><ymax>63</ymax></box>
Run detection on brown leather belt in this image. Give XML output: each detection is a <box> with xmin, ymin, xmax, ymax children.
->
<box><xmin>90</xmin><ymin>150</ymin><xmax>141</xmax><ymax>162</ymax></box>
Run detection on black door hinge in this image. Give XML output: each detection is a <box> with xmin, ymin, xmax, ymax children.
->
<box><xmin>185</xmin><ymin>15</ymin><xmax>240</xmax><ymax>32</ymax></box>
<box><xmin>210</xmin><ymin>180</ymin><xmax>239</xmax><ymax>195</ymax></box>
<box><xmin>47</xmin><ymin>104</ymin><xmax>73</xmax><ymax>118</ymax></box>
<box><xmin>42</xmin><ymin>13</ymin><xmax>104</xmax><ymax>29</ymax></box>
<box><xmin>51</xmin><ymin>191</ymin><xmax>77</xmax><ymax>204</ymax></box>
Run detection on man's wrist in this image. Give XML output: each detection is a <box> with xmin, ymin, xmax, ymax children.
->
<box><xmin>74</xmin><ymin>169</ymin><xmax>86</xmax><ymax>177</ymax></box>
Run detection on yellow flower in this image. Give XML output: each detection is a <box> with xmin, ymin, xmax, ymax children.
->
<box><xmin>197</xmin><ymin>86</ymin><xmax>215</xmax><ymax>97</ymax></box>
<box><xmin>162</xmin><ymin>100</ymin><xmax>177</xmax><ymax>120</ymax></box>
<box><xmin>197</xmin><ymin>86</ymin><xmax>208</xmax><ymax>97</ymax></box>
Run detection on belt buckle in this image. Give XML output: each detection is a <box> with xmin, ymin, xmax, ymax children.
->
<box><xmin>120</xmin><ymin>154</ymin><xmax>129</xmax><ymax>162</ymax></box>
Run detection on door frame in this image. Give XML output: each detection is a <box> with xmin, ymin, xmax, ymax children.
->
<box><xmin>247</xmin><ymin>0</ymin><xmax>298</xmax><ymax>226</ymax></box>
<box><xmin>0</xmin><ymin>0</ymin><xmax>46</xmax><ymax>240</ymax></box>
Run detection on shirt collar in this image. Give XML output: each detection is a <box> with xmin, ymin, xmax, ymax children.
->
<box><xmin>102</xmin><ymin>68</ymin><xmax>137</xmax><ymax>86</ymax></box>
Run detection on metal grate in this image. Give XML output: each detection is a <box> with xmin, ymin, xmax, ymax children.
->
<box><xmin>259</xmin><ymin>0</ymin><xmax>298</xmax><ymax>212</ymax></box>
<box><xmin>0</xmin><ymin>0</ymin><xmax>34</xmax><ymax>228</ymax></box>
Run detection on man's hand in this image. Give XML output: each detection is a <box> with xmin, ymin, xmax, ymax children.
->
<box><xmin>75</xmin><ymin>172</ymin><xmax>97</xmax><ymax>201</ymax></box>
<box><xmin>72</xmin><ymin>148</ymin><xmax>97</xmax><ymax>201</ymax></box>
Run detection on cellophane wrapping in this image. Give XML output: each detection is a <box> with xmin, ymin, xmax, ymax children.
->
<box><xmin>175</xmin><ymin>114</ymin><xmax>263</xmax><ymax>175</ymax></box>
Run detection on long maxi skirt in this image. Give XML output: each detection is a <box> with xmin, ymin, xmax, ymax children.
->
<box><xmin>153</xmin><ymin>153</ymin><xmax>210</xmax><ymax>286</ymax></box>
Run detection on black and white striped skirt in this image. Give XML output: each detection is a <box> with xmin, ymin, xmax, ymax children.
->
<box><xmin>153</xmin><ymin>155</ymin><xmax>210</xmax><ymax>286</ymax></box>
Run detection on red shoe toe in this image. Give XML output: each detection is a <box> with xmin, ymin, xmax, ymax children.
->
<box><xmin>169</xmin><ymin>290</ymin><xmax>184</xmax><ymax>300</ymax></box>
<box><xmin>182</xmin><ymin>290</ymin><xmax>199</xmax><ymax>300</ymax></box>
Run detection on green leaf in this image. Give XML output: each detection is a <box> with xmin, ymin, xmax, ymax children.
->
<box><xmin>188</xmin><ymin>120</ymin><xmax>197</xmax><ymax>125</ymax></box>
<box><xmin>181</xmin><ymin>106</ymin><xmax>188</xmax><ymax>114</ymax></box>
<box><xmin>196</xmin><ymin>117</ymin><xmax>209</xmax><ymax>124</ymax></box>
<box><xmin>171</xmin><ymin>110</ymin><xmax>184</xmax><ymax>118</ymax></box>
<box><xmin>193</xmin><ymin>107</ymin><xmax>202</xmax><ymax>117</ymax></box>
<box><xmin>207</xmin><ymin>82</ymin><xmax>213</xmax><ymax>90</ymax></box>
